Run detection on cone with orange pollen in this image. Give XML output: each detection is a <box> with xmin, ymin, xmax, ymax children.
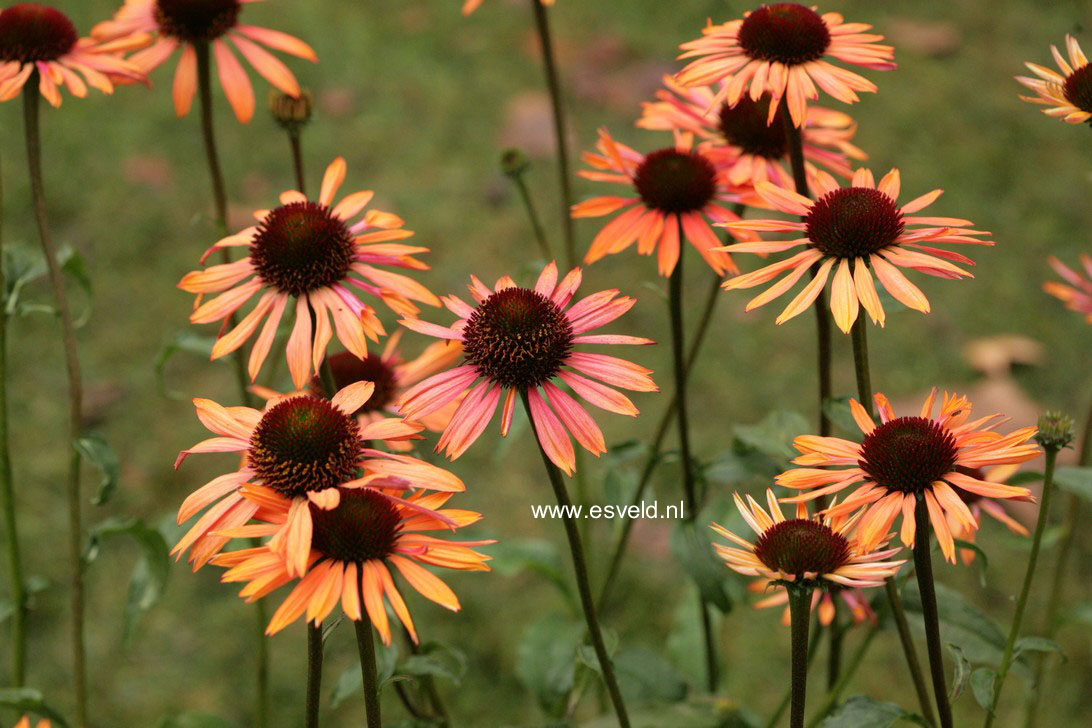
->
<box><xmin>212</xmin><ymin>485</ymin><xmax>492</xmax><ymax>644</ymax></box>
<box><xmin>252</xmin><ymin>332</ymin><xmax>465</xmax><ymax>451</ymax></box>
<box><xmin>572</xmin><ymin>128</ymin><xmax>756</xmax><ymax>277</ymax></box>
<box><xmin>1016</xmin><ymin>35</ymin><xmax>1092</xmax><ymax>126</ymax></box>
<box><xmin>0</xmin><ymin>3</ymin><xmax>144</xmax><ymax>106</ymax></box>
<box><xmin>719</xmin><ymin>167</ymin><xmax>993</xmax><ymax>333</ymax></box>
<box><xmin>778</xmin><ymin>389</ymin><xmax>1041</xmax><ymax>563</ymax></box>
<box><xmin>1044</xmin><ymin>254</ymin><xmax>1092</xmax><ymax>323</ymax></box>
<box><xmin>92</xmin><ymin>0</ymin><xmax>316</xmax><ymax>123</ymax></box>
<box><xmin>638</xmin><ymin>75</ymin><xmax>866</xmax><ymax>189</ymax></box>
<box><xmin>398</xmin><ymin>262</ymin><xmax>657</xmax><ymax>475</ymax></box>
<box><xmin>675</xmin><ymin>3</ymin><xmax>895</xmax><ymax>128</ymax></box>
<box><xmin>172</xmin><ymin>381</ymin><xmax>465</xmax><ymax>577</ymax></box>
<box><xmin>179</xmin><ymin>158</ymin><xmax>440</xmax><ymax>389</ymax></box>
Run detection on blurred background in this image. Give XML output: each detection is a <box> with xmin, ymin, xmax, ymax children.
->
<box><xmin>0</xmin><ymin>0</ymin><xmax>1090</xmax><ymax>725</ymax></box>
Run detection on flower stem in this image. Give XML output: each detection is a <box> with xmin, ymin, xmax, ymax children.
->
<box><xmin>782</xmin><ymin>113</ymin><xmax>831</xmax><ymax>437</ymax></box>
<box><xmin>0</xmin><ymin>155</ymin><xmax>26</xmax><ymax>687</ymax></box>
<box><xmin>805</xmin><ymin>621</ymin><xmax>879</xmax><ymax>728</ymax></box>
<box><xmin>1024</xmin><ymin>401</ymin><xmax>1091</xmax><ymax>728</ymax></box>
<box><xmin>305</xmin><ymin>622</ymin><xmax>324</xmax><ymax>728</ymax></box>
<box><xmin>850</xmin><ymin>317</ymin><xmax>936</xmax><ymax>727</ymax></box>
<box><xmin>402</xmin><ymin>626</ymin><xmax>450</xmax><ymax>726</ymax></box>
<box><xmin>826</xmin><ymin>607</ymin><xmax>843</xmax><ymax>691</ymax></box>
<box><xmin>23</xmin><ymin>76</ymin><xmax>87</xmax><ymax>727</ymax></box>
<box><xmin>289</xmin><ymin>131</ymin><xmax>307</xmax><ymax>195</ymax></box>
<box><xmin>913</xmin><ymin>496</ymin><xmax>953</xmax><ymax>728</ymax></box>
<box><xmin>766</xmin><ymin>619</ymin><xmax>823</xmax><ymax>728</ymax></box>
<box><xmin>195</xmin><ymin>40</ymin><xmax>257</xmax><ymax>411</ymax></box>
<box><xmin>354</xmin><ymin>591</ymin><xmax>383</xmax><ymax>728</ymax></box>
<box><xmin>506</xmin><ymin>156</ymin><xmax>552</xmax><ymax>260</ymax></box>
<box><xmin>597</xmin><ymin>266</ymin><xmax>724</xmax><ymax>611</ymax></box>
<box><xmin>984</xmin><ymin>447</ymin><xmax>1059</xmax><ymax>728</ymax></box>
<box><xmin>529</xmin><ymin>0</ymin><xmax>575</xmax><ymax>268</ymax></box>
<box><xmin>521</xmin><ymin>392</ymin><xmax>631</xmax><ymax>727</ymax></box>
<box><xmin>788</xmin><ymin>586</ymin><xmax>813</xmax><ymax>728</ymax></box>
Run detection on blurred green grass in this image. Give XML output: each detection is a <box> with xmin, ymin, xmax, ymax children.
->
<box><xmin>0</xmin><ymin>0</ymin><xmax>1090</xmax><ymax>725</ymax></box>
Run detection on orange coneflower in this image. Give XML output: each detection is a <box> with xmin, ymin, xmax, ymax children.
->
<box><xmin>13</xmin><ymin>718</ymin><xmax>50</xmax><ymax>728</ymax></box>
<box><xmin>946</xmin><ymin>464</ymin><xmax>1029</xmax><ymax>566</ymax></box>
<box><xmin>462</xmin><ymin>0</ymin><xmax>554</xmax><ymax>16</ymax></box>
<box><xmin>1044</xmin><ymin>254</ymin><xmax>1092</xmax><ymax>323</ymax></box>
<box><xmin>92</xmin><ymin>0</ymin><xmax>315</xmax><ymax>123</ymax></box>
<box><xmin>711</xmin><ymin>489</ymin><xmax>904</xmax><ymax>589</ymax></box>
<box><xmin>212</xmin><ymin>485</ymin><xmax>492</xmax><ymax>644</ymax></box>
<box><xmin>778</xmin><ymin>390</ymin><xmax>1040</xmax><ymax>563</ymax></box>
<box><xmin>720</xmin><ymin>167</ymin><xmax>993</xmax><ymax>333</ymax></box>
<box><xmin>749</xmin><ymin>577</ymin><xmax>876</xmax><ymax>627</ymax></box>
<box><xmin>0</xmin><ymin>3</ymin><xmax>144</xmax><ymax>106</ymax></box>
<box><xmin>173</xmin><ymin>381</ymin><xmax>465</xmax><ymax>576</ymax></box>
<box><xmin>638</xmin><ymin>76</ymin><xmax>865</xmax><ymax>189</ymax></box>
<box><xmin>572</xmin><ymin>128</ymin><xmax>754</xmax><ymax>277</ymax></box>
<box><xmin>1016</xmin><ymin>34</ymin><xmax>1092</xmax><ymax>126</ymax></box>
<box><xmin>676</xmin><ymin>3</ymin><xmax>895</xmax><ymax>128</ymax></box>
<box><xmin>253</xmin><ymin>331</ymin><xmax>465</xmax><ymax>452</ymax></box>
<box><xmin>398</xmin><ymin>261</ymin><xmax>657</xmax><ymax>475</ymax></box>
<box><xmin>179</xmin><ymin>157</ymin><xmax>440</xmax><ymax>389</ymax></box>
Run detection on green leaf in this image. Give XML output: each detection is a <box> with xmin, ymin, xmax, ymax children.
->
<box><xmin>576</xmin><ymin>629</ymin><xmax>619</xmax><ymax>674</ymax></box>
<box><xmin>670</xmin><ymin>521</ymin><xmax>732</xmax><ymax>614</ymax></box>
<box><xmin>603</xmin><ymin>468</ymin><xmax>638</xmax><ymax>512</ymax></box>
<box><xmin>703</xmin><ymin>449</ymin><xmax>780</xmax><ymax>486</ymax></box>
<box><xmin>613</xmin><ymin>646</ymin><xmax>688</xmax><ymax>705</ymax></box>
<box><xmin>970</xmin><ymin>667</ymin><xmax>996</xmax><ymax>714</ymax></box>
<box><xmin>516</xmin><ymin>614</ymin><xmax>584</xmax><ymax>717</ymax></box>
<box><xmin>154</xmin><ymin>331</ymin><xmax>217</xmax><ymax>400</ymax></box>
<box><xmin>398</xmin><ymin>642</ymin><xmax>467</xmax><ymax>685</ymax></box>
<box><xmin>155</xmin><ymin>714</ymin><xmax>235</xmax><ymax>728</ymax></box>
<box><xmin>2</xmin><ymin>241</ymin><xmax>48</xmax><ymax>316</ymax></box>
<box><xmin>84</xmin><ymin>517</ymin><xmax>171</xmax><ymax>647</ymax></box>
<box><xmin>733</xmin><ymin>410</ymin><xmax>810</xmax><ymax>461</ymax></box>
<box><xmin>902</xmin><ymin>581</ymin><xmax>1009</xmax><ymax>670</ymax></box>
<box><xmin>331</xmin><ymin>643</ymin><xmax>398</xmax><ymax>708</ymax></box>
<box><xmin>947</xmin><ymin>643</ymin><xmax>971</xmax><ymax>701</ymax></box>
<box><xmin>1054</xmin><ymin>466</ymin><xmax>1092</xmax><ymax>501</ymax></box>
<box><xmin>579</xmin><ymin>696</ymin><xmax>760</xmax><ymax>727</ymax></box>
<box><xmin>58</xmin><ymin>245</ymin><xmax>92</xmax><ymax>326</ymax></box>
<box><xmin>488</xmin><ymin>538</ymin><xmax>573</xmax><ymax>608</ymax></box>
<box><xmin>952</xmin><ymin>539</ymin><xmax>989</xmax><ymax>587</ymax></box>
<box><xmin>0</xmin><ymin>576</ymin><xmax>50</xmax><ymax>624</ymax></box>
<box><xmin>74</xmin><ymin>433</ymin><xmax>120</xmax><ymax>506</ymax></box>
<box><xmin>823</xmin><ymin>396</ymin><xmax>862</xmax><ymax>438</ymax></box>
<box><xmin>1013</xmin><ymin>636</ymin><xmax>1065</xmax><ymax>662</ymax></box>
<box><xmin>820</xmin><ymin>695</ymin><xmax>925</xmax><ymax>727</ymax></box>
<box><xmin>1007</xmin><ymin>471</ymin><xmax>1043</xmax><ymax>486</ymax></box>
<box><xmin>0</xmin><ymin>688</ymin><xmax>70</xmax><ymax>726</ymax></box>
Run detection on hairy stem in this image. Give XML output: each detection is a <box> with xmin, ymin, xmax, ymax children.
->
<box><xmin>985</xmin><ymin>447</ymin><xmax>1059</xmax><ymax>728</ymax></box>
<box><xmin>305</xmin><ymin>623</ymin><xmax>323</xmax><ymax>728</ymax></box>
<box><xmin>805</xmin><ymin>622</ymin><xmax>879</xmax><ymax>728</ymax></box>
<box><xmin>355</xmin><ymin>591</ymin><xmax>383</xmax><ymax>728</ymax></box>
<box><xmin>789</xmin><ymin>587</ymin><xmax>813</xmax><ymax>728</ymax></box>
<box><xmin>522</xmin><ymin>392</ymin><xmax>630</xmax><ymax>727</ymax></box>
<box><xmin>766</xmin><ymin>620</ymin><xmax>823</xmax><ymax>728</ymax></box>
<box><xmin>24</xmin><ymin>77</ymin><xmax>87</xmax><ymax>727</ymax></box>
<box><xmin>913</xmin><ymin>497</ymin><xmax>953</xmax><ymax>728</ymax></box>
<box><xmin>529</xmin><ymin>0</ymin><xmax>575</xmax><ymax>268</ymax></box>
<box><xmin>289</xmin><ymin>131</ymin><xmax>306</xmax><ymax>195</ymax></box>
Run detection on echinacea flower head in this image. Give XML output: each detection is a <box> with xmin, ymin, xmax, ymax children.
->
<box><xmin>253</xmin><ymin>331</ymin><xmax>465</xmax><ymax>451</ymax></box>
<box><xmin>720</xmin><ymin>167</ymin><xmax>993</xmax><ymax>333</ymax></box>
<box><xmin>749</xmin><ymin>576</ymin><xmax>876</xmax><ymax>627</ymax></box>
<box><xmin>398</xmin><ymin>262</ymin><xmax>658</xmax><ymax>475</ymax></box>
<box><xmin>675</xmin><ymin>4</ymin><xmax>895</xmax><ymax>128</ymax></box>
<box><xmin>0</xmin><ymin>3</ymin><xmax>144</xmax><ymax>106</ymax></box>
<box><xmin>1044</xmin><ymin>254</ymin><xmax>1092</xmax><ymax>323</ymax></box>
<box><xmin>462</xmin><ymin>0</ymin><xmax>554</xmax><ymax>16</ymax></box>
<box><xmin>92</xmin><ymin>0</ymin><xmax>316</xmax><ymax>123</ymax></box>
<box><xmin>946</xmin><ymin>464</ymin><xmax>1029</xmax><ymax>566</ymax></box>
<box><xmin>179</xmin><ymin>158</ymin><xmax>440</xmax><ymax>389</ymax></box>
<box><xmin>173</xmin><ymin>381</ymin><xmax>465</xmax><ymax>577</ymax></box>
<box><xmin>711</xmin><ymin>489</ymin><xmax>904</xmax><ymax>590</ymax></box>
<box><xmin>573</xmin><ymin>128</ymin><xmax>755</xmax><ymax>277</ymax></box>
<box><xmin>637</xmin><ymin>76</ymin><xmax>866</xmax><ymax>189</ymax></box>
<box><xmin>778</xmin><ymin>389</ymin><xmax>1041</xmax><ymax>563</ymax></box>
<box><xmin>213</xmin><ymin>485</ymin><xmax>492</xmax><ymax>645</ymax></box>
<box><xmin>1016</xmin><ymin>35</ymin><xmax>1092</xmax><ymax>126</ymax></box>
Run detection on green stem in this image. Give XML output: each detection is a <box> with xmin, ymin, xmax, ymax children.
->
<box><xmin>289</xmin><ymin>131</ymin><xmax>306</xmax><ymax>196</ymax></box>
<box><xmin>597</xmin><ymin>266</ymin><xmax>723</xmax><ymax>611</ymax></box>
<box><xmin>851</xmin><ymin>315</ymin><xmax>936</xmax><ymax>727</ymax></box>
<box><xmin>767</xmin><ymin>619</ymin><xmax>824</xmax><ymax>728</ymax></box>
<box><xmin>508</xmin><ymin>160</ymin><xmax>552</xmax><ymax>260</ymax></box>
<box><xmin>782</xmin><ymin>113</ymin><xmax>831</xmax><ymax>436</ymax></box>
<box><xmin>529</xmin><ymin>0</ymin><xmax>575</xmax><ymax>268</ymax></box>
<box><xmin>1024</xmin><ymin>401</ymin><xmax>1091</xmax><ymax>728</ymax></box>
<box><xmin>305</xmin><ymin>622</ymin><xmax>323</xmax><ymax>728</ymax></box>
<box><xmin>0</xmin><ymin>155</ymin><xmax>26</xmax><ymax>687</ymax></box>
<box><xmin>195</xmin><ymin>40</ymin><xmax>257</xmax><ymax>411</ymax></box>
<box><xmin>789</xmin><ymin>586</ymin><xmax>813</xmax><ymax>728</ymax></box>
<box><xmin>23</xmin><ymin>75</ymin><xmax>87</xmax><ymax>727</ymax></box>
<box><xmin>522</xmin><ymin>392</ymin><xmax>631</xmax><ymax>727</ymax></box>
<box><xmin>805</xmin><ymin>622</ymin><xmax>879</xmax><ymax>728</ymax></box>
<box><xmin>985</xmin><ymin>448</ymin><xmax>1059</xmax><ymax>728</ymax></box>
<box><xmin>913</xmin><ymin>497</ymin><xmax>953</xmax><ymax>728</ymax></box>
<box><xmin>355</xmin><ymin>588</ymin><xmax>383</xmax><ymax>728</ymax></box>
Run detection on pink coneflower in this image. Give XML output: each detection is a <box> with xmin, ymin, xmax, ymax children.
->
<box><xmin>1044</xmin><ymin>254</ymin><xmax>1092</xmax><ymax>323</ymax></box>
<box><xmin>92</xmin><ymin>0</ymin><xmax>316</xmax><ymax>123</ymax></box>
<box><xmin>1016</xmin><ymin>35</ymin><xmax>1092</xmax><ymax>126</ymax></box>
<box><xmin>947</xmin><ymin>464</ymin><xmax>1029</xmax><ymax>566</ymax></box>
<box><xmin>398</xmin><ymin>262</ymin><xmax>657</xmax><ymax>474</ymax></box>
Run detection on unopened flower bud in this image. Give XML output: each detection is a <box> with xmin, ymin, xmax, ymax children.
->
<box><xmin>1035</xmin><ymin>411</ymin><xmax>1074</xmax><ymax>451</ymax></box>
<box><xmin>500</xmin><ymin>148</ymin><xmax>530</xmax><ymax>179</ymax></box>
<box><xmin>269</xmin><ymin>89</ymin><xmax>313</xmax><ymax>132</ymax></box>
